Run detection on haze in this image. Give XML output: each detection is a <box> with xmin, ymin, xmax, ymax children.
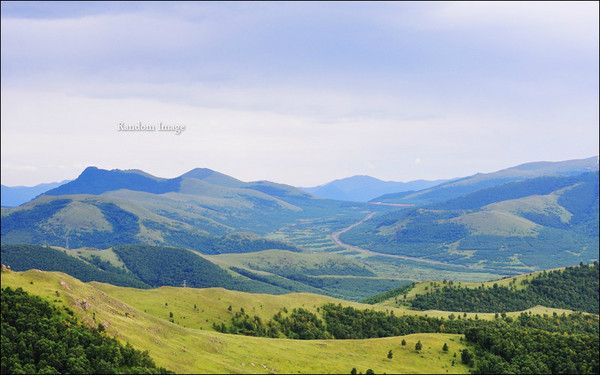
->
<box><xmin>1</xmin><ymin>1</ymin><xmax>599</xmax><ymax>186</ymax></box>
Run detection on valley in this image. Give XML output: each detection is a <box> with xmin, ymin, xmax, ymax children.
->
<box><xmin>3</xmin><ymin>3</ymin><xmax>598</xmax><ymax>373</ymax></box>
<box><xmin>1</xmin><ymin>157</ymin><xmax>598</xmax><ymax>374</ymax></box>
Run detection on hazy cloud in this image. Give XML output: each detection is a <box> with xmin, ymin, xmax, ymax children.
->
<box><xmin>1</xmin><ymin>2</ymin><xmax>598</xmax><ymax>185</ymax></box>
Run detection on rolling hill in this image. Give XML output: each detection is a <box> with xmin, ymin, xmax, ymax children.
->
<box><xmin>1</xmin><ymin>269</ymin><xmax>470</xmax><ymax>374</ymax></box>
<box><xmin>2</xmin><ymin>268</ymin><xmax>597</xmax><ymax>374</ymax></box>
<box><xmin>369</xmin><ymin>263</ymin><xmax>599</xmax><ymax>313</ymax></box>
<box><xmin>342</xmin><ymin>171</ymin><xmax>599</xmax><ymax>273</ymax></box>
<box><xmin>0</xmin><ymin>244</ymin><xmax>410</xmax><ymax>300</ymax></box>
<box><xmin>302</xmin><ymin>175</ymin><xmax>447</xmax><ymax>202</ymax></box>
<box><xmin>1</xmin><ymin>166</ymin><xmax>365</xmax><ymax>253</ymax></box>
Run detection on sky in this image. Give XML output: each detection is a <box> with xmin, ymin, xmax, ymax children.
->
<box><xmin>1</xmin><ymin>1</ymin><xmax>599</xmax><ymax>186</ymax></box>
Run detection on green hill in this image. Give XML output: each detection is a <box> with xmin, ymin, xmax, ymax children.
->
<box><xmin>0</xmin><ymin>269</ymin><xmax>470</xmax><ymax>374</ymax></box>
<box><xmin>1</xmin><ymin>167</ymin><xmax>366</xmax><ymax>253</ymax></box>
<box><xmin>0</xmin><ymin>244</ymin><xmax>410</xmax><ymax>300</ymax></box>
<box><xmin>0</xmin><ymin>244</ymin><xmax>149</xmax><ymax>288</ymax></box>
<box><xmin>1</xmin><ymin>287</ymin><xmax>170</xmax><ymax>374</ymax></box>
<box><xmin>2</xmin><ymin>269</ymin><xmax>597</xmax><ymax>374</ymax></box>
<box><xmin>343</xmin><ymin>172</ymin><xmax>599</xmax><ymax>273</ymax></box>
<box><xmin>371</xmin><ymin>263</ymin><xmax>599</xmax><ymax>313</ymax></box>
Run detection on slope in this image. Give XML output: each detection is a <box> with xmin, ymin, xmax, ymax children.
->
<box><xmin>1</xmin><ymin>167</ymin><xmax>364</xmax><ymax>253</ymax></box>
<box><xmin>1</xmin><ymin>269</ymin><xmax>469</xmax><ymax>374</ymax></box>
<box><xmin>342</xmin><ymin>172</ymin><xmax>599</xmax><ymax>273</ymax></box>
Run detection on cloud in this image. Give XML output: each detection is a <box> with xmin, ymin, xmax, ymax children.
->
<box><xmin>1</xmin><ymin>2</ymin><xmax>598</xmax><ymax>185</ymax></box>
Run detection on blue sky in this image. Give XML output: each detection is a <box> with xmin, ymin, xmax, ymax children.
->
<box><xmin>1</xmin><ymin>1</ymin><xmax>598</xmax><ymax>186</ymax></box>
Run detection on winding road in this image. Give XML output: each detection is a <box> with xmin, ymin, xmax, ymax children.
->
<box><xmin>331</xmin><ymin>212</ymin><xmax>472</xmax><ymax>269</ymax></box>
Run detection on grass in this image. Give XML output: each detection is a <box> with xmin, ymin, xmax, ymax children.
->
<box><xmin>92</xmin><ymin>281</ymin><xmax>528</xmax><ymax>324</ymax></box>
<box><xmin>209</xmin><ymin>249</ymin><xmax>374</xmax><ymax>276</ymax></box>
<box><xmin>62</xmin><ymin>247</ymin><xmax>130</xmax><ymax>270</ymax></box>
<box><xmin>1</xmin><ymin>269</ymin><xmax>469</xmax><ymax>374</ymax></box>
<box><xmin>447</xmin><ymin>210</ymin><xmax>539</xmax><ymax>237</ymax></box>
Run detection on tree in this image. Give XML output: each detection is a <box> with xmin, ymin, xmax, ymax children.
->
<box><xmin>415</xmin><ymin>341</ymin><xmax>423</xmax><ymax>351</ymax></box>
<box><xmin>351</xmin><ymin>368</ymin><xmax>357</xmax><ymax>375</ymax></box>
<box><xmin>387</xmin><ymin>350</ymin><xmax>393</xmax><ymax>359</ymax></box>
<box><xmin>443</xmin><ymin>343</ymin><xmax>449</xmax><ymax>352</ymax></box>
<box><xmin>461</xmin><ymin>349</ymin><xmax>473</xmax><ymax>366</ymax></box>
<box><xmin>366</xmin><ymin>369</ymin><xmax>375</xmax><ymax>375</ymax></box>
<box><xmin>401</xmin><ymin>339</ymin><xmax>406</xmax><ymax>346</ymax></box>
<box><xmin>1</xmin><ymin>287</ymin><xmax>171</xmax><ymax>374</ymax></box>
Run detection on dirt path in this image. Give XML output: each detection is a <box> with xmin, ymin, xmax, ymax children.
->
<box><xmin>331</xmin><ymin>212</ymin><xmax>467</xmax><ymax>268</ymax></box>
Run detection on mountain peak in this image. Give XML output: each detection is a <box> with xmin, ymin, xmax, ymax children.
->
<box><xmin>180</xmin><ymin>168</ymin><xmax>219</xmax><ymax>179</ymax></box>
<box><xmin>179</xmin><ymin>168</ymin><xmax>244</xmax><ymax>188</ymax></box>
<box><xmin>44</xmin><ymin>167</ymin><xmax>179</xmax><ymax>196</ymax></box>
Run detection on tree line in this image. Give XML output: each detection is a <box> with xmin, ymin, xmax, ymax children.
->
<box><xmin>214</xmin><ymin>302</ymin><xmax>599</xmax><ymax>374</ymax></box>
<box><xmin>411</xmin><ymin>263</ymin><xmax>599</xmax><ymax>313</ymax></box>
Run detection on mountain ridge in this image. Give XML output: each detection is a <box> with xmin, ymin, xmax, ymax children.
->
<box><xmin>371</xmin><ymin>156</ymin><xmax>599</xmax><ymax>205</ymax></box>
<box><xmin>302</xmin><ymin>175</ymin><xmax>448</xmax><ymax>202</ymax></box>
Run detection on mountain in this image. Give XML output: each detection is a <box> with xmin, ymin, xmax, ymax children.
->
<box><xmin>342</xmin><ymin>171</ymin><xmax>599</xmax><ymax>273</ymax></box>
<box><xmin>372</xmin><ymin>156</ymin><xmax>599</xmax><ymax>205</ymax></box>
<box><xmin>302</xmin><ymin>175</ymin><xmax>447</xmax><ymax>202</ymax></box>
<box><xmin>1</xmin><ymin>180</ymin><xmax>70</xmax><ymax>207</ymax></box>
<box><xmin>44</xmin><ymin>166</ymin><xmax>181</xmax><ymax>196</ymax></box>
<box><xmin>1</xmin><ymin>166</ymin><xmax>362</xmax><ymax>253</ymax></box>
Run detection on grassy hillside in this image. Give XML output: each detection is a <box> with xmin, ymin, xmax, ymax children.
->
<box><xmin>209</xmin><ymin>250</ymin><xmax>411</xmax><ymax>300</ymax></box>
<box><xmin>1</xmin><ymin>269</ymin><xmax>470</xmax><ymax>374</ymax></box>
<box><xmin>1</xmin><ymin>244</ymin><xmax>306</xmax><ymax>294</ymax></box>
<box><xmin>0</xmin><ymin>244</ymin><xmax>414</xmax><ymax>300</ymax></box>
<box><xmin>409</xmin><ymin>263</ymin><xmax>599</xmax><ymax>313</ymax></box>
<box><xmin>1</xmin><ymin>287</ymin><xmax>169</xmax><ymax>374</ymax></box>
<box><xmin>0</xmin><ymin>244</ymin><xmax>149</xmax><ymax>288</ymax></box>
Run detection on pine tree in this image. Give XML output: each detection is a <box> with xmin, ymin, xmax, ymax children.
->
<box><xmin>387</xmin><ymin>350</ymin><xmax>393</xmax><ymax>359</ymax></box>
<box><xmin>415</xmin><ymin>340</ymin><xmax>423</xmax><ymax>351</ymax></box>
<box><xmin>443</xmin><ymin>343</ymin><xmax>449</xmax><ymax>352</ymax></box>
<box><xmin>461</xmin><ymin>349</ymin><xmax>473</xmax><ymax>366</ymax></box>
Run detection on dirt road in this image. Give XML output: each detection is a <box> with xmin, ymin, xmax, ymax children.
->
<box><xmin>331</xmin><ymin>212</ymin><xmax>468</xmax><ymax>268</ymax></box>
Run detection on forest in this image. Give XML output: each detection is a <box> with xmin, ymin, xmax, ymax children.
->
<box><xmin>411</xmin><ymin>263</ymin><xmax>599</xmax><ymax>313</ymax></box>
<box><xmin>1</xmin><ymin>287</ymin><xmax>171</xmax><ymax>374</ymax></box>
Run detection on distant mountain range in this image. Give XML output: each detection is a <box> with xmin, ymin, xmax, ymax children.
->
<box><xmin>1</xmin><ymin>180</ymin><xmax>70</xmax><ymax>207</ymax></box>
<box><xmin>2</xmin><ymin>156</ymin><xmax>598</xmax><ymax>270</ymax></box>
<box><xmin>372</xmin><ymin>156</ymin><xmax>599</xmax><ymax>205</ymax></box>
<box><xmin>302</xmin><ymin>175</ymin><xmax>448</xmax><ymax>202</ymax></box>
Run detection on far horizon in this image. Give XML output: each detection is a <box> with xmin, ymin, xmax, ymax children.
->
<box><xmin>2</xmin><ymin>2</ymin><xmax>598</xmax><ymax>186</ymax></box>
<box><xmin>2</xmin><ymin>154</ymin><xmax>598</xmax><ymax>188</ymax></box>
